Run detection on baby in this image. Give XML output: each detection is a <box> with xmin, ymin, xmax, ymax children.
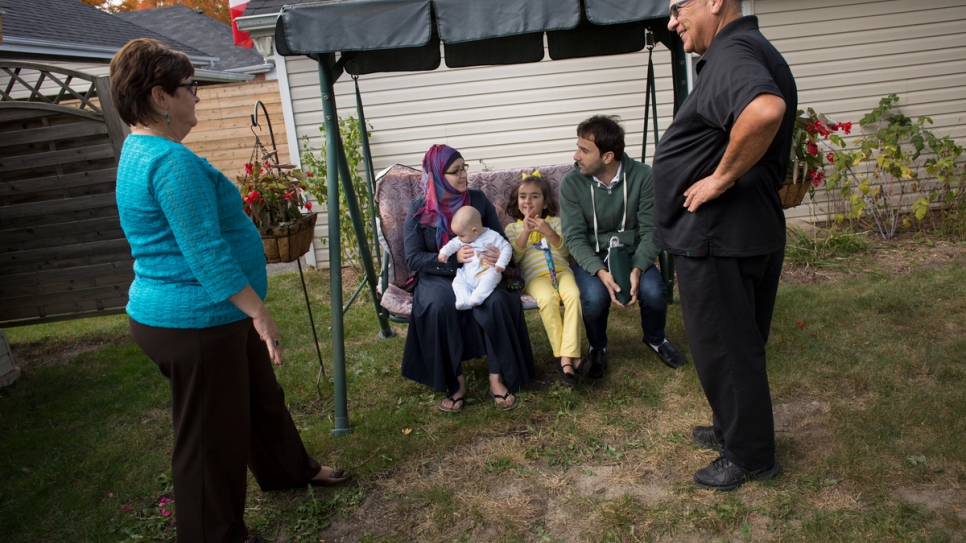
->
<box><xmin>438</xmin><ymin>206</ymin><xmax>512</xmax><ymax>310</ymax></box>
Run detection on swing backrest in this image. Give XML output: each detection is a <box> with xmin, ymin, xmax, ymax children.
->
<box><xmin>374</xmin><ymin>163</ymin><xmax>574</xmax><ymax>319</ymax></box>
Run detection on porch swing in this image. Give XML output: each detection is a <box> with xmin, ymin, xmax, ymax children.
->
<box><xmin>272</xmin><ymin>0</ymin><xmax>691</xmax><ymax>435</ymax></box>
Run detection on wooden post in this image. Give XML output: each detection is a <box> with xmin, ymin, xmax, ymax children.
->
<box><xmin>94</xmin><ymin>75</ymin><xmax>130</xmax><ymax>165</ymax></box>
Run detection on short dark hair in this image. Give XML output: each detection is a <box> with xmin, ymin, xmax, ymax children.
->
<box><xmin>506</xmin><ymin>172</ymin><xmax>559</xmax><ymax>221</ymax></box>
<box><xmin>576</xmin><ymin>115</ymin><xmax>625</xmax><ymax>160</ymax></box>
<box><xmin>109</xmin><ymin>38</ymin><xmax>194</xmax><ymax>126</ymax></box>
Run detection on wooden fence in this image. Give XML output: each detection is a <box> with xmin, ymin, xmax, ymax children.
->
<box><xmin>182</xmin><ymin>79</ymin><xmax>290</xmax><ymax>182</ymax></box>
<box><xmin>0</xmin><ymin>68</ymin><xmax>292</xmax><ymax>327</ymax></box>
<box><xmin>0</xmin><ymin>62</ymin><xmax>131</xmax><ymax>327</ymax></box>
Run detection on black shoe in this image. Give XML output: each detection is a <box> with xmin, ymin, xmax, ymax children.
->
<box><xmin>692</xmin><ymin>425</ymin><xmax>724</xmax><ymax>452</ymax></box>
<box><xmin>557</xmin><ymin>362</ymin><xmax>579</xmax><ymax>387</ymax></box>
<box><xmin>693</xmin><ymin>456</ymin><xmax>781</xmax><ymax>491</ymax></box>
<box><xmin>587</xmin><ymin>348</ymin><xmax>608</xmax><ymax>379</ymax></box>
<box><xmin>653</xmin><ymin>341</ymin><xmax>686</xmax><ymax>369</ymax></box>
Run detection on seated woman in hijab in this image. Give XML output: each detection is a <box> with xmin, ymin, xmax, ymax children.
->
<box><xmin>401</xmin><ymin>144</ymin><xmax>535</xmax><ymax>412</ymax></box>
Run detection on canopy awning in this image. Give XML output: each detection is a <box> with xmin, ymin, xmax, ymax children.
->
<box><xmin>274</xmin><ymin>0</ymin><xmax>676</xmax><ymax>73</ymax></box>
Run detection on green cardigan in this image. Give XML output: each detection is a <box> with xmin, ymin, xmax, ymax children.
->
<box><xmin>559</xmin><ymin>153</ymin><xmax>661</xmax><ymax>275</ymax></box>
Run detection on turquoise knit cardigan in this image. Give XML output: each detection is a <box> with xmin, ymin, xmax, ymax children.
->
<box><xmin>116</xmin><ymin>135</ymin><xmax>267</xmax><ymax>329</ymax></box>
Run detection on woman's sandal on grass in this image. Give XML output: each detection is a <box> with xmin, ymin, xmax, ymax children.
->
<box><xmin>439</xmin><ymin>394</ymin><xmax>465</xmax><ymax>413</ymax></box>
<box><xmin>488</xmin><ymin>391</ymin><xmax>517</xmax><ymax>411</ymax></box>
<box><xmin>309</xmin><ymin>466</ymin><xmax>351</xmax><ymax>487</ymax></box>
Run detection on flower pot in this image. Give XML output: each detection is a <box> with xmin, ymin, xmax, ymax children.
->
<box><xmin>779</xmin><ymin>164</ymin><xmax>810</xmax><ymax>210</ymax></box>
<box><xmin>259</xmin><ymin>213</ymin><xmax>318</xmax><ymax>264</ymax></box>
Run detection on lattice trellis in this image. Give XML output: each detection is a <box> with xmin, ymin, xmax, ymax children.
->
<box><xmin>0</xmin><ymin>61</ymin><xmax>102</xmax><ymax>114</ymax></box>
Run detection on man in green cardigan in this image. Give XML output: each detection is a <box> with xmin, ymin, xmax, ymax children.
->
<box><xmin>560</xmin><ymin>115</ymin><xmax>687</xmax><ymax>380</ymax></box>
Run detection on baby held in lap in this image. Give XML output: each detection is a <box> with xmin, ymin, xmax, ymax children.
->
<box><xmin>438</xmin><ymin>206</ymin><xmax>512</xmax><ymax>310</ymax></box>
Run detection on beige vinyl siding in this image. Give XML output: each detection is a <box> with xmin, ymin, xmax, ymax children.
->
<box><xmin>286</xmin><ymin>46</ymin><xmax>679</xmax><ymax>268</ymax></box>
<box><xmin>756</xmin><ymin>0</ymin><xmax>966</xmax><ymax>220</ymax></box>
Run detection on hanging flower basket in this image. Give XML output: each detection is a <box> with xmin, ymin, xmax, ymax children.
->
<box><xmin>259</xmin><ymin>212</ymin><xmax>318</xmax><ymax>264</ymax></box>
<box><xmin>779</xmin><ymin>162</ymin><xmax>809</xmax><ymax>209</ymax></box>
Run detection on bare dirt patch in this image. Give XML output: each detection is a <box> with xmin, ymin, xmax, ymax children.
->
<box><xmin>9</xmin><ymin>334</ymin><xmax>124</xmax><ymax>372</ymax></box>
<box><xmin>896</xmin><ymin>487</ymin><xmax>966</xmax><ymax>521</ymax></box>
<box><xmin>781</xmin><ymin>232</ymin><xmax>966</xmax><ymax>287</ymax></box>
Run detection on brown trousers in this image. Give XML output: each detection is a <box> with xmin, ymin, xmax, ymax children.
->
<box><xmin>130</xmin><ymin>318</ymin><xmax>320</xmax><ymax>543</ymax></box>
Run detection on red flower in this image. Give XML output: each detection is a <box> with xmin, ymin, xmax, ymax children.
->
<box><xmin>807</xmin><ymin>142</ymin><xmax>819</xmax><ymax>156</ymax></box>
<box><xmin>808</xmin><ymin>170</ymin><xmax>825</xmax><ymax>187</ymax></box>
<box><xmin>841</xmin><ymin>122</ymin><xmax>852</xmax><ymax>135</ymax></box>
<box><xmin>306</xmin><ymin>202</ymin><xmax>313</xmax><ymax>211</ymax></box>
<box><xmin>283</xmin><ymin>192</ymin><xmax>292</xmax><ymax>200</ymax></box>
<box><xmin>305</xmin><ymin>172</ymin><xmax>313</xmax><ymax>177</ymax></box>
<box><xmin>826</xmin><ymin>152</ymin><xmax>835</xmax><ymax>162</ymax></box>
<box><xmin>244</xmin><ymin>163</ymin><xmax>253</xmax><ymax>175</ymax></box>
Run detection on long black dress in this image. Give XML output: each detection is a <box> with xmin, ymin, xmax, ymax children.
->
<box><xmin>401</xmin><ymin>189</ymin><xmax>535</xmax><ymax>396</ymax></box>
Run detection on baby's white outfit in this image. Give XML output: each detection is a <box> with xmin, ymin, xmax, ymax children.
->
<box><xmin>438</xmin><ymin>228</ymin><xmax>512</xmax><ymax>310</ymax></box>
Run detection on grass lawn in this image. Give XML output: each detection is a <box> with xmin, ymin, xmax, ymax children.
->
<box><xmin>2</xmin><ymin>243</ymin><xmax>965</xmax><ymax>542</ymax></box>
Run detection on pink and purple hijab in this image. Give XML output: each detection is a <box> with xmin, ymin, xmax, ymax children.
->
<box><xmin>414</xmin><ymin>144</ymin><xmax>470</xmax><ymax>249</ymax></box>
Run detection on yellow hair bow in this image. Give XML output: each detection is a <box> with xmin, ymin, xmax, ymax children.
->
<box><xmin>522</xmin><ymin>170</ymin><xmax>542</xmax><ymax>181</ymax></box>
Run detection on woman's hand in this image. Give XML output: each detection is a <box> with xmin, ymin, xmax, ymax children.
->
<box><xmin>457</xmin><ymin>245</ymin><xmax>475</xmax><ymax>263</ymax></box>
<box><xmin>253</xmin><ymin>313</ymin><xmax>283</xmax><ymax>365</ymax></box>
<box><xmin>228</xmin><ymin>285</ymin><xmax>283</xmax><ymax>365</ymax></box>
<box><xmin>479</xmin><ymin>245</ymin><xmax>501</xmax><ymax>266</ymax></box>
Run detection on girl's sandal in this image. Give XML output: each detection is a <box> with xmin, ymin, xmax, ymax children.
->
<box><xmin>439</xmin><ymin>394</ymin><xmax>465</xmax><ymax>413</ymax></box>
<box><xmin>488</xmin><ymin>391</ymin><xmax>517</xmax><ymax>411</ymax></box>
<box><xmin>557</xmin><ymin>362</ymin><xmax>579</xmax><ymax>387</ymax></box>
<box><xmin>573</xmin><ymin>357</ymin><xmax>589</xmax><ymax>376</ymax></box>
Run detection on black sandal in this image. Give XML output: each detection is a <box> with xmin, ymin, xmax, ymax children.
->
<box><xmin>439</xmin><ymin>394</ymin><xmax>465</xmax><ymax>413</ymax></box>
<box><xmin>557</xmin><ymin>362</ymin><xmax>579</xmax><ymax>387</ymax></box>
<box><xmin>574</xmin><ymin>357</ymin><xmax>590</xmax><ymax>376</ymax></box>
<box><xmin>488</xmin><ymin>390</ymin><xmax>517</xmax><ymax>411</ymax></box>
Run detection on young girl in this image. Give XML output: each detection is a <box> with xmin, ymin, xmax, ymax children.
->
<box><xmin>505</xmin><ymin>172</ymin><xmax>584</xmax><ymax>387</ymax></box>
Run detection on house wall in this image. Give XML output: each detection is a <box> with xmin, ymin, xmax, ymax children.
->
<box><xmin>281</xmin><ymin>0</ymin><xmax>966</xmax><ymax>269</ymax></box>
<box><xmin>284</xmin><ymin>41</ymin><xmax>678</xmax><ymax>270</ymax></box>
<box><xmin>757</xmin><ymin>0</ymin><xmax>966</xmax><ymax>219</ymax></box>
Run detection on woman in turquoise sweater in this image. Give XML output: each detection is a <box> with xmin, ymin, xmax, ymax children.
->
<box><xmin>111</xmin><ymin>39</ymin><xmax>347</xmax><ymax>543</ymax></box>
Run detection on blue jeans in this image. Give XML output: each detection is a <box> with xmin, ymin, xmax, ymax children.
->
<box><xmin>572</xmin><ymin>261</ymin><xmax>668</xmax><ymax>350</ymax></box>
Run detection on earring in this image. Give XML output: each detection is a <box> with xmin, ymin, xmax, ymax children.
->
<box><xmin>165</xmin><ymin>110</ymin><xmax>170</xmax><ymax>125</ymax></box>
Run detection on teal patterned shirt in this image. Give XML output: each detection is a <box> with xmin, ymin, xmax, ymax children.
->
<box><xmin>116</xmin><ymin>135</ymin><xmax>267</xmax><ymax>329</ymax></box>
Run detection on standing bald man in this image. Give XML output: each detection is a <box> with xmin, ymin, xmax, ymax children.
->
<box><xmin>652</xmin><ymin>0</ymin><xmax>797</xmax><ymax>490</ymax></box>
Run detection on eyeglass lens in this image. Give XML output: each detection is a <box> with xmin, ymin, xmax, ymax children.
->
<box><xmin>671</xmin><ymin>0</ymin><xmax>690</xmax><ymax>18</ymax></box>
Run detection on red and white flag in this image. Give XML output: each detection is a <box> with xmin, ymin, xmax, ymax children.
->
<box><xmin>229</xmin><ymin>0</ymin><xmax>254</xmax><ymax>48</ymax></box>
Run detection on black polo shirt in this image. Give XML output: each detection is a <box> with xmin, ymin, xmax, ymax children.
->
<box><xmin>652</xmin><ymin>16</ymin><xmax>797</xmax><ymax>258</ymax></box>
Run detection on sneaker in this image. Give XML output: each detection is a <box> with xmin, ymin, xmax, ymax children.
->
<box><xmin>654</xmin><ymin>341</ymin><xmax>686</xmax><ymax>369</ymax></box>
<box><xmin>587</xmin><ymin>348</ymin><xmax>608</xmax><ymax>379</ymax></box>
<box><xmin>692</xmin><ymin>425</ymin><xmax>724</xmax><ymax>452</ymax></box>
<box><xmin>693</xmin><ymin>456</ymin><xmax>781</xmax><ymax>491</ymax></box>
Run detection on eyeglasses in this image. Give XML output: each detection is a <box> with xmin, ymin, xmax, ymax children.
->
<box><xmin>444</xmin><ymin>164</ymin><xmax>469</xmax><ymax>175</ymax></box>
<box><xmin>178</xmin><ymin>81</ymin><xmax>199</xmax><ymax>96</ymax></box>
<box><xmin>670</xmin><ymin>0</ymin><xmax>692</xmax><ymax>19</ymax></box>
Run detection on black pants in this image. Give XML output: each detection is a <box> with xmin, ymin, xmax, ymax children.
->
<box><xmin>130</xmin><ymin>318</ymin><xmax>320</xmax><ymax>543</ymax></box>
<box><xmin>675</xmin><ymin>248</ymin><xmax>783</xmax><ymax>472</ymax></box>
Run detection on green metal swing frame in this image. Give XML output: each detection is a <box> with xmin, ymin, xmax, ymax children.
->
<box><xmin>274</xmin><ymin>0</ymin><xmax>692</xmax><ymax>436</ymax></box>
